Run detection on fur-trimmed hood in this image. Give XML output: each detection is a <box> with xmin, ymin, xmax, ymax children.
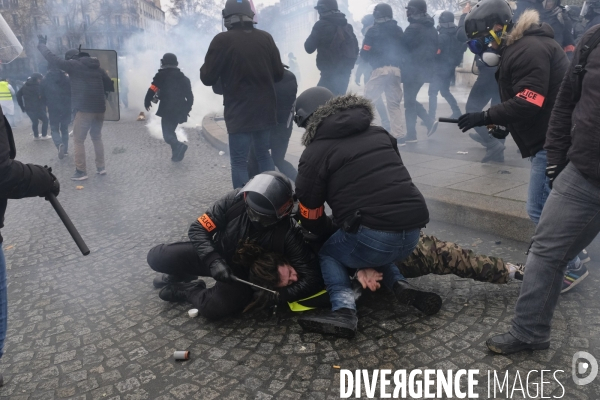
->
<box><xmin>301</xmin><ymin>94</ymin><xmax>375</xmax><ymax>146</ymax></box>
<box><xmin>506</xmin><ymin>9</ymin><xmax>554</xmax><ymax>46</ymax></box>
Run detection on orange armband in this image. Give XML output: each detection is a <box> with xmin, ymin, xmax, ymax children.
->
<box><xmin>150</xmin><ymin>84</ymin><xmax>159</xmax><ymax>93</ymax></box>
<box><xmin>516</xmin><ymin>89</ymin><xmax>545</xmax><ymax>107</ymax></box>
<box><xmin>299</xmin><ymin>203</ymin><xmax>324</xmax><ymax>220</ymax></box>
<box><xmin>198</xmin><ymin>213</ymin><xmax>217</xmax><ymax>232</ymax></box>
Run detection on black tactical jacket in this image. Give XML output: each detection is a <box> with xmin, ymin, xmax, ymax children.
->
<box><xmin>144</xmin><ymin>67</ymin><xmax>193</xmax><ymax>123</ymax></box>
<box><xmin>187</xmin><ymin>189</ymin><xmax>323</xmax><ymax>303</ymax></box>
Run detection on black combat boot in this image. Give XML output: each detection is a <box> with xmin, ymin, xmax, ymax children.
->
<box><xmin>298</xmin><ymin>308</ymin><xmax>358</xmax><ymax>338</ymax></box>
<box><xmin>159</xmin><ymin>281</ymin><xmax>206</xmax><ymax>303</ymax></box>
<box><xmin>393</xmin><ymin>280</ymin><xmax>442</xmax><ymax>315</ymax></box>
<box><xmin>153</xmin><ymin>273</ymin><xmax>197</xmax><ymax>289</ymax></box>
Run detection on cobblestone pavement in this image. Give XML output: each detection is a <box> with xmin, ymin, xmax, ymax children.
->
<box><xmin>1</xmin><ymin>117</ymin><xmax>599</xmax><ymax>399</ymax></box>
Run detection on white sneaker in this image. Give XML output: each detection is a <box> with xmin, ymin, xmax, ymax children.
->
<box><xmin>41</xmin><ymin>135</ymin><xmax>52</xmax><ymax>140</ymax></box>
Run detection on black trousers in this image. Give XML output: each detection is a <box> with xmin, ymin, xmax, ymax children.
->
<box><xmin>26</xmin><ymin>109</ymin><xmax>49</xmax><ymax>137</ymax></box>
<box><xmin>248</xmin><ymin>122</ymin><xmax>298</xmax><ymax>182</ymax></box>
<box><xmin>317</xmin><ymin>68</ymin><xmax>352</xmax><ymax>96</ymax></box>
<box><xmin>403</xmin><ymin>79</ymin><xmax>432</xmax><ymax>136</ymax></box>
<box><xmin>466</xmin><ymin>71</ymin><xmax>502</xmax><ymax>145</ymax></box>
<box><xmin>428</xmin><ymin>68</ymin><xmax>461</xmax><ymax>121</ymax></box>
<box><xmin>48</xmin><ymin>109</ymin><xmax>70</xmax><ymax>151</ymax></box>
<box><xmin>160</xmin><ymin>117</ymin><xmax>183</xmax><ymax>155</ymax></box>
<box><xmin>147</xmin><ymin>242</ymin><xmax>254</xmax><ymax>320</ymax></box>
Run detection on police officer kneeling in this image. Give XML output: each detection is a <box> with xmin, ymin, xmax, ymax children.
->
<box><xmin>293</xmin><ymin>88</ymin><xmax>442</xmax><ymax>338</ymax></box>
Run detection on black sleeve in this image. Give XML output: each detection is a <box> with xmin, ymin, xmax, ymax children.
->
<box><xmin>304</xmin><ymin>21</ymin><xmax>323</xmax><ymax>54</ymax></box>
<box><xmin>101</xmin><ymin>70</ymin><xmax>114</xmax><ymax>93</ymax></box>
<box><xmin>295</xmin><ymin>146</ymin><xmax>330</xmax><ymax>237</ymax></box>
<box><xmin>544</xmin><ymin>56</ymin><xmax>576</xmax><ymax>165</ymax></box>
<box><xmin>0</xmin><ymin>117</ymin><xmax>54</xmax><ymax>199</ymax></box>
<box><xmin>269</xmin><ymin>34</ymin><xmax>285</xmax><ymax>83</ymax></box>
<box><xmin>16</xmin><ymin>87</ymin><xmax>24</xmax><ymax>109</ymax></box>
<box><xmin>144</xmin><ymin>89</ymin><xmax>154</xmax><ymax>109</ymax></box>
<box><xmin>200</xmin><ymin>35</ymin><xmax>226</xmax><ymax>87</ymax></box>
<box><xmin>184</xmin><ymin>76</ymin><xmax>194</xmax><ymax>112</ymax></box>
<box><xmin>359</xmin><ymin>26</ymin><xmax>376</xmax><ymax>63</ymax></box>
<box><xmin>278</xmin><ymin>225</ymin><xmax>325</xmax><ymax>303</ymax></box>
<box><xmin>37</xmin><ymin>44</ymin><xmax>75</xmax><ymax>74</ymax></box>
<box><xmin>188</xmin><ymin>190</ymin><xmax>240</xmax><ymax>266</ymax></box>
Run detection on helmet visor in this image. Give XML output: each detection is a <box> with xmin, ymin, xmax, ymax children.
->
<box><xmin>246</xmin><ymin>204</ymin><xmax>280</xmax><ymax>227</ymax></box>
<box><xmin>467</xmin><ymin>35</ymin><xmax>493</xmax><ymax>55</ymax></box>
<box><xmin>0</xmin><ymin>13</ymin><xmax>23</xmax><ymax>64</ymax></box>
<box><xmin>240</xmin><ymin>174</ymin><xmax>293</xmax><ymax>219</ymax></box>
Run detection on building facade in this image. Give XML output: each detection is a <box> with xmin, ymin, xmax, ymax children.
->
<box><xmin>1</xmin><ymin>0</ymin><xmax>165</xmax><ymax>79</ymax></box>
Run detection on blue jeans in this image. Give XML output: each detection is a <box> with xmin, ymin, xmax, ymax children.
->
<box><xmin>229</xmin><ymin>129</ymin><xmax>275</xmax><ymax>189</ymax></box>
<box><xmin>318</xmin><ymin>226</ymin><xmax>421</xmax><ymax>311</ymax></box>
<box><xmin>0</xmin><ymin>246</ymin><xmax>6</xmax><ymax>358</ymax></box>
<box><xmin>527</xmin><ymin>150</ymin><xmax>580</xmax><ymax>268</ymax></box>
<box><xmin>511</xmin><ymin>163</ymin><xmax>600</xmax><ymax>343</ymax></box>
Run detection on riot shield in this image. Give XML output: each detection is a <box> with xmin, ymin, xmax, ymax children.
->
<box><xmin>0</xmin><ymin>13</ymin><xmax>23</xmax><ymax>64</ymax></box>
<box><xmin>82</xmin><ymin>49</ymin><xmax>120</xmax><ymax>121</ymax></box>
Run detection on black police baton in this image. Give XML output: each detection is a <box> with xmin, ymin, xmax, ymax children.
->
<box><xmin>438</xmin><ymin>117</ymin><xmax>459</xmax><ymax>123</ymax></box>
<box><xmin>45</xmin><ymin>193</ymin><xmax>90</xmax><ymax>256</ymax></box>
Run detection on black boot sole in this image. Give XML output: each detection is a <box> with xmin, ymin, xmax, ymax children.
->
<box><xmin>486</xmin><ymin>339</ymin><xmax>550</xmax><ymax>355</ymax></box>
<box><xmin>158</xmin><ymin>286</ymin><xmax>188</xmax><ymax>303</ymax></box>
<box><xmin>394</xmin><ymin>287</ymin><xmax>419</xmax><ymax>306</ymax></box>
<box><xmin>298</xmin><ymin>317</ymin><xmax>357</xmax><ymax>339</ymax></box>
<box><xmin>153</xmin><ymin>275</ymin><xmax>196</xmax><ymax>289</ymax></box>
<box><xmin>413</xmin><ymin>291</ymin><xmax>443</xmax><ymax>315</ymax></box>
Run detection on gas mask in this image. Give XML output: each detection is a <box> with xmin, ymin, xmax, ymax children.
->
<box><xmin>467</xmin><ymin>26</ymin><xmax>506</xmax><ymax>67</ymax></box>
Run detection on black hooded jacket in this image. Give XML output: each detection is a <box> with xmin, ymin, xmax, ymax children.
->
<box><xmin>16</xmin><ymin>79</ymin><xmax>45</xmax><ymax>113</ymax></box>
<box><xmin>488</xmin><ymin>19</ymin><xmax>570</xmax><ymax>158</ymax></box>
<box><xmin>144</xmin><ymin>67</ymin><xmax>193</xmax><ymax>123</ymax></box>
<box><xmin>400</xmin><ymin>14</ymin><xmax>439</xmax><ymax>81</ymax></box>
<box><xmin>295</xmin><ymin>94</ymin><xmax>429</xmax><ymax>235</ymax></box>
<box><xmin>187</xmin><ymin>189</ymin><xmax>323</xmax><ymax>303</ymax></box>
<box><xmin>200</xmin><ymin>25</ymin><xmax>284</xmax><ymax>134</ymax></box>
<box><xmin>40</xmin><ymin>69</ymin><xmax>71</xmax><ymax>117</ymax></box>
<box><xmin>436</xmin><ymin>24</ymin><xmax>466</xmax><ymax>71</ymax></box>
<box><xmin>305</xmin><ymin>11</ymin><xmax>359</xmax><ymax>72</ymax></box>
<box><xmin>545</xmin><ymin>25</ymin><xmax>600</xmax><ymax>187</ymax></box>
<box><xmin>360</xmin><ymin>19</ymin><xmax>404</xmax><ymax>70</ymax></box>
<box><xmin>543</xmin><ymin>8</ymin><xmax>575</xmax><ymax>51</ymax></box>
<box><xmin>38</xmin><ymin>44</ymin><xmax>113</xmax><ymax>114</ymax></box>
<box><xmin>0</xmin><ymin>107</ymin><xmax>54</xmax><ymax>244</ymax></box>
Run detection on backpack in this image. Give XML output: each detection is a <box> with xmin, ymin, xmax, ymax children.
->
<box><xmin>329</xmin><ymin>24</ymin><xmax>359</xmax><ymax>68</ymax></box>
<box><xmin>572</xmin><ymin>27</ymin><xmax>600</xmax><ymax>102</ymax></box>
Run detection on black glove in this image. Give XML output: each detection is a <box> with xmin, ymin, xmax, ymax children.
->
<box><xmin>546</xmin><ymin>162</ymin><xmax>568</xmax><ymax>189</ymax></box>
<box><xmin>457</xmin><ymin>111</ymin><xmax>489</xmax><ymax>132</ymax></box>
<box><xmin>209</xmin><ymin>259</ymin><xmax>234</xmax><ymax>283</ymax></box>
<box><xmin>489</xmin><ymin>125</ymin><xmax>510</xmax><ymax>140</ymax></box>
<box><xmin>144</xmin><ymin>103</ymin><xmax>151</xmax><ymax>112</ymax></box>
<box><xmin>37</xmin><ymin>35</ymin><xmax>47</xmax><ymax>45</ymax></box>
<box><xmin>44</xmin><ymin>166</ymin><xmax>60</xmax><ymax>197</ymax></box>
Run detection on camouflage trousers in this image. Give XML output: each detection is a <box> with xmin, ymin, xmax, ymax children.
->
<box><xmin>395</xmin><ymin>233</ymin><xmax>510</xmax><ymax>284</ymax></box>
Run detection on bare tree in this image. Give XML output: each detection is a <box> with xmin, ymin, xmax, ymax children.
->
<box><xmin>168</xmin><ymin>0</ymin><xmax>224</xmax><ymax>35</ymax></box>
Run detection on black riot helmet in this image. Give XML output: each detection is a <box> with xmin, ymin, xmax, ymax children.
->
<box><xmin>29</xmin><ymin>72</ymin><xmax>43</xmax><ymax>82</ymax></box>
<box><xmin>439</xmin><ymin>11</ymin><xmax>456</xmax><ymax>23</ymax></box>
<box><xmin>293</xmin><ymin>87</ymin><xmax>334</xmax><ymax>128</ymax></box>
<box><xmin>406</xmin><ymin>0</ymin><xmax>427</xmax><ymax>16</ymax></box>
<box><xmin>464</xmin><ymin>0</ymin><xmax>513</xmax><ymax>40</ymax></box>
<box><xmin>241</xmin><ymin>172</ymin><xmax>294</xmax><ymax>227</ymax></box>
<box><xmin>315</xmin><ymin>0</ymin><xmax>338</xmax><ymax>13</ymax></box>
<box><xmin>222</xmin><ymin>0</ymin><xmax>255</xmax><ymax>18</ymax></box>
<box><xmin>161</xmin><ymin>53</ymin><xmax>178</xmax><ymax>67</ymax></box>
<box><xmin>565</xmin><ymin>4</ymin><xmax>582</xmax><ymax>18</ymax></box>
<box><xmin>373</xmin><ymin>3</ymin><xmax>394</xmax><ymax>19</ymax></box>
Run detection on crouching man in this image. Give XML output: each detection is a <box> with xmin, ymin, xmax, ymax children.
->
<box><xmin>293</xmin><ymin>87</ymin><xmax>442</xmax><ymax>338</ymax></box>
<box><xmin>147</xmin><ymin>172</ymin><xmax>324</xmax><ymax>319</ymax></box>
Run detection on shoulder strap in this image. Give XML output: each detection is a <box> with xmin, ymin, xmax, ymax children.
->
<box><xmin>271</xmin><ymin>218</ymin><xmax>290</xmax><ymax>255</ymax></box>
<box><xmin>573</xmin><ymin>28</ymin><xmax>600</xmax><ymax>102</ymax></box>
<box><xmin>225</xmin><ymin>198</ymin><xmax>246</xmax><ymax>224</ymax></box>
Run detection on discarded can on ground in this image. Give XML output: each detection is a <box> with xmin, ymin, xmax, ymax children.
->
<box><xmin>173</xmin><ymin>351</ymin><xmax>190</xmax><ymax>360</ymax></box>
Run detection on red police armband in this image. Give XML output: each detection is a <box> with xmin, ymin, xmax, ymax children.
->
<box><xmin>150</xmin><ymin>84</ymin><xmax>159</xmax><ymax>93</ymax></box>
<box><xmin>564</xmin><ymin>45</ymin><xmax>575</xmax><ymax>53</ymax></box>
<box><xmin>516</xmin><ymin>89</ymin><xmax>545</xmax><ymax>107</ymax></box>
<box><xmin>437</xmin><ymin>49</ymin><xmax>441</xmax><ymax>54</ymax></box>
<box><xmin>362</xmin><ymin>45</ymin><xmax>371</xmax><ymax>51</ymax></box>
<box><xmin>198</xmin><ymin>213</ymin><xmax>217</xmax><ymax>232</ymax></box>
<box><xmin>299</xmin><ymin>203</ymin><xmax>324</xmax><ymax>220</ymax></box>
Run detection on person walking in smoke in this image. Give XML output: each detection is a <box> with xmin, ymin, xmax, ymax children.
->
<box><xmin>16</xmin><ymin>73</ymin><xmax>50</xmax><ymax>141</ymax></box>
<box><xmin>304</xmin><ymin>0</ymin><xmax>359</xmax><ymax>96</ymax></box>
<box><xmin>200</xmin><ymin>0</ymin><xmax>281</xmax><ymax>189</ymax></box>
<box><xmin>428</xmin><ymin>11</ymin><xmax>466</xmax><ymax>122</ymax></box>
<box><xmin>400</xmin><ymin>0</ymin><xmax>438</xmax><ymax>142</ymax></box>
<box><xmin>0</xmin><ymin>78</ymin><xmax>15</xmax><ymax>128</ymax></box>
<box><xmin>287</xmin><ymin>52</ymin><xmax>301</xmax><ymax>85</ymax></box>
<box><xmin>458</xmin><ymin>3</ymin><xmax>506</xmax><ymax>163</ymax></box>
<box><xmin>37</xmin><ymin>35</ymin><xmax>114</xmax><ymax>181</ymax></box>
<box><xmin>360</xmin><ymin>3</ymin><xmax>406</xmax><ymax>143</ymax></box>
<box><xmin>144</xmin><ymin>53</ymin><xmax>193</xmax><ymax>162</ymax></box>
<box><xmin>41</xmin><ymin>63</ymin><xmax>71</xmax><ymax>160</ymax></box>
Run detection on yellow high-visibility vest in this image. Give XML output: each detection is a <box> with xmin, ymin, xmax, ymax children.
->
<box><xmin>0</xmin><ymin>81</ymin><xmax>12</xmax><ymax>101</ymax></box>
